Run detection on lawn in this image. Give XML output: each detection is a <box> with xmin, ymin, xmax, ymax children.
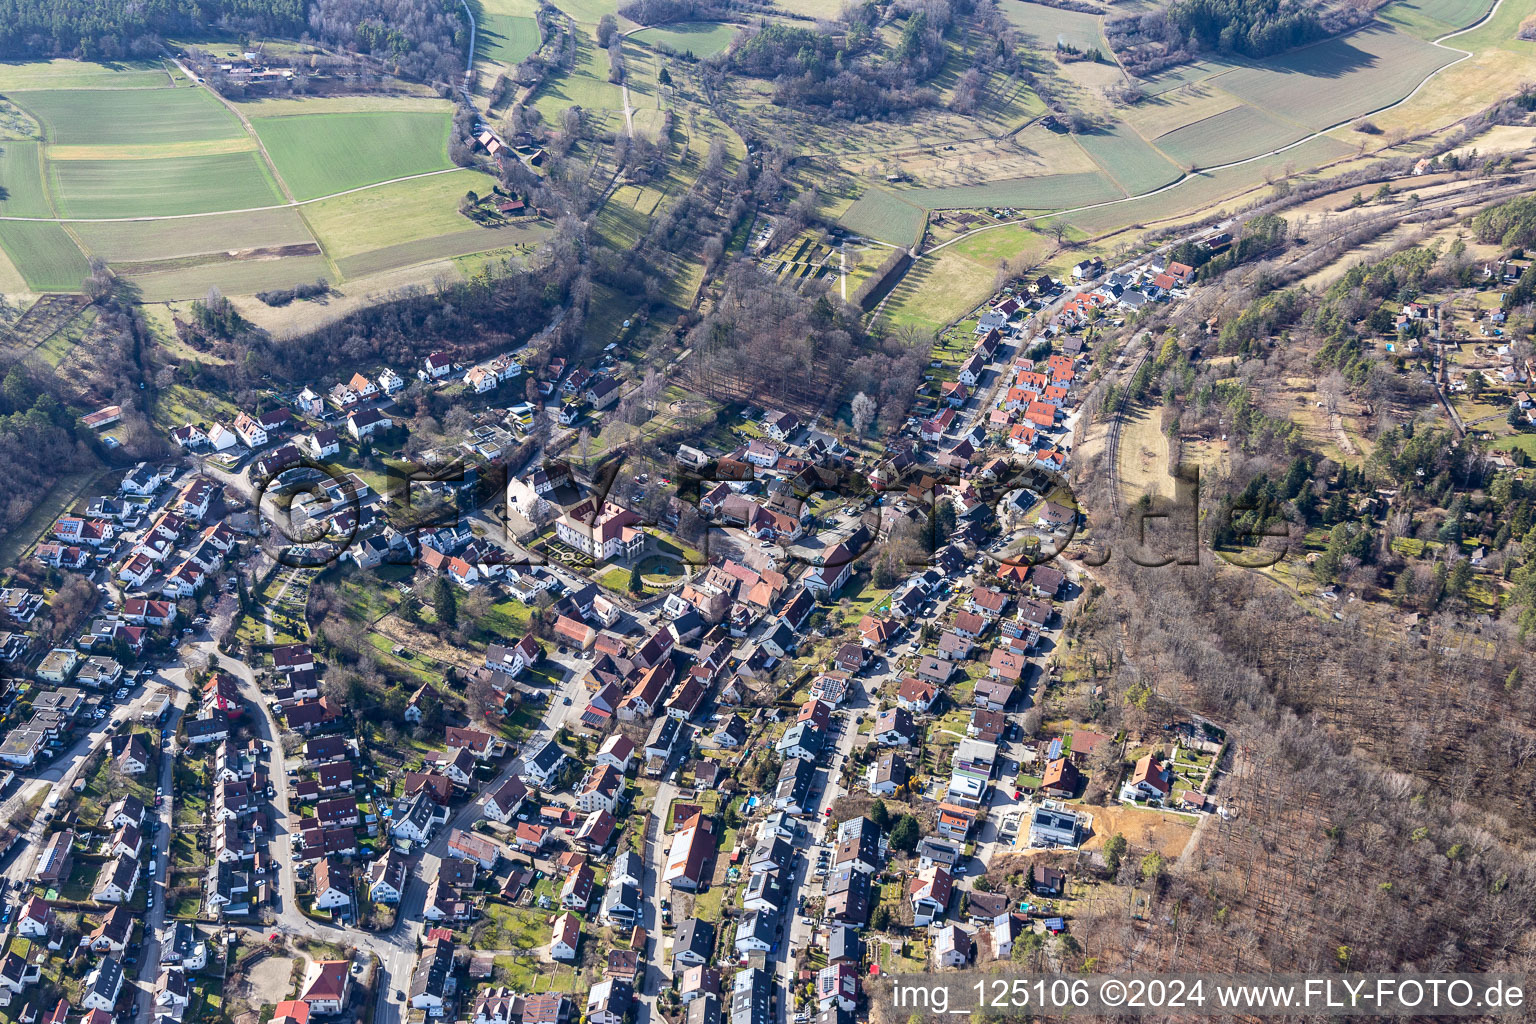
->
<box><xmin>151</xmin><ymin>383</ymin><xmax>240</xmax><ymax>431</ymax></box>
<box><xmin>252</xmin><ymin>110</ymin><xmax>454</xmax><ymax>201</ymax></box>
<box><xmin>0</xmin><ymin>221</ymin><xmax>89</xmax><ymax>291</ymax></box>
<box><xmin>51</xmin><ymin>150</ymin><xmax>284</xmax><ymax>217</ymax></box>
<box><xmin>631</xmin><ymin>22</ymin><xmax>740</xmax><ymax>57</ymax></box>
<box><xmin>13</xmin><ymin>85</ymin><xmax>243</xmax><ymax>145</ymax></box>
<box><xmin>1076</xmin><ymin>122</ymin><xmax>1182</xmax><ymax>195</ymax></box>
<box><xmin>1211</xmin><ymin>23</ymin><xmax>1456</xmax><ymax>130</ymax></box>
<box><xmin>0</xmin><ymin>140</ymin><xmax>52</xmax><ymax>216</ymax></box>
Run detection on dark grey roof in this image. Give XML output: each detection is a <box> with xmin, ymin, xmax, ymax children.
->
<box><xmin>826</xmin><ymin>924</ymin><xmax>862</xmax><ymax>963</ymax></box>
<box><xmin>527</xmin><ymin>739</ymin><xmax>566</xmax><ymax>773</ymax></box>
<box><xmin>731</xmin><ymin>967</ymin><xmax>773</xmax><ymax>1024</ymax></box>
<box><xmin>410</xmin><ymin>940</ymin><xmax>454</xmax><ymax>1000</ymax></box>
<box><xmin>674</xmin><ymin>918</ymin><xmax>715</xmax><ymax>959</ymax></box>
<box><xmin>688</xmin><ymin>994</ymin><xmax>722</xmax><ymax>1024</ymax></box>
<box><xmin>88</xmin><ymin>956</ymin><xmax>123</xmax><ymax>999</ymax></box>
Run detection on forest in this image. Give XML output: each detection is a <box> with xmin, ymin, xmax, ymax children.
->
<box><xmin>616</xmin><ymin>0</ymin><xmax>764</xmax><ymax>26</ymax></box>
<box><xmin>722</xmin><ymin>3</ymin><xmax>967</xmax><ymax>120</ymax></box>
<box><xmin>0</xmin><ymin>0</ymin><xmax>465</xmax><ymax>79</ymax></box>
<box><xmin>1106</xmin><ymin>0</ymin><xmax>1368</xmax><ymax>76</ymax></box>
<box><xmin>305</xmin><ymin>0</ymin><xmax>469</xmax><ymax>82</ymax></box>
<box><xmin>685</xmin><ymin>263</ymin><xmax>928</xmax><ymax>431</ymax></box>
<box><xmin>0</xmin><ymin>0</ymin><xmax>305</xmax><ymax>59</ymax></box>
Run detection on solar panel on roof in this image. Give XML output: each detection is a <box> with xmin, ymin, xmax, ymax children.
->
<box><xmin>1046</xmin><ymin>737</ymin><xmax>1063</xmax><ymax>761</ymax></box>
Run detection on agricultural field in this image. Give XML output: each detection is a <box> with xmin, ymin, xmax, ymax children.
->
<box><xmin>122</xmin><ymin>253</ymin><xmax>336</xmax><ymax>303</ymax></box>
<box><xmin>299</xmin><ymin>166</ymin><xmax>547</xmax><ymax>279</ymax></box>
<box><xmin>252</xmin><ymin>109</ymin><xmax>454</xmax><ymax>200</ymax></box>
<box><xmin>50</xmin><ymin>151</ymin><xmax>284</xmax><ymax>217</ymax></box>
<box><xmin>1120</xmin><ymin>87</ymin><xmax>1241</xmax><ymax>139</ymax></box>
<box><xmin>1075</xmin><ymin>121</ymin><xmax>1181</xmax><ymax>194</ymax></box>
<box><xmin>0</xmin><ymin>59</ymin><xmax>173</xmax><ymax>91</ymax></box>
<box><xmin>0</xmin><ymin>222</ymin><xmax>89</xmax><ymax>292</ymax></box>
<box><xmin>837</xmin><ymin>189</ymin><xmax>926</xmax><ymax>247</ymax></box>
<box><xmin>547</xmin><ymin>0</ymin><xmax>623</xmax><ymax>26</ymax></box>
<box><xmin>1379</xmin><ymin>0</ymin><xmax>1495</xmax><ymax>39</ymax></box>
<box><xmin>11</xmin><ymin>86</ymin><xmax>242</xmax><ymax>146</ymax></box>
<box><xmin>0</xmin><ymin>140</ymin><xmax>51</xmax><ymax>216</ymax></box>
<box><xmin>631</xmin><ymin>22</ymin><xmax>740</xmax><ymax>57</ymax></box>
<box><xmin>1210</xmin><ymin>24</ymin><xmax>1456</xmax><ymax>130</ymax></box>
<box><xmin>897</xmin><ymin>170</ymin><xmax>1124</xmax><ymax>213</ymax></box>
<box><xmin>1001</xmin><ymin>1</ymin><xmax>1108</xmax><ymax>53</ymax></box>
<box><xmin>1135</xmin><ymin>58</ymin><xmax>1238</xmax><ymax>98</ymax></box>
<box><xmin>72</xmin><ymin>208</ymin><xmax>316</xmax><ymax>263</ymax></box>
<box><xmin>1152</xmin><ymin>104</ymin><xmax>1302</xmax><ymax>170</ymax></box>
<box><xmin>0</xmin><ymin>62</ymin><xmax>523</xmax><ymax>299</ymax></box>
<box><xmin>1049</xmin><ymin>135</ymin><xmax>1354</xmax><ymax>240</ymax></box>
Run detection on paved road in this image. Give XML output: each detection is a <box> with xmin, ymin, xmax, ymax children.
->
<box><xmin>131</xmin><ymin>666</ymin><xmax>194</xmax><ymax>1018</ymax></box>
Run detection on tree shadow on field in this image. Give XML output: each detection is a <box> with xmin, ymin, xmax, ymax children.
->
<box><xmin>1230</xmin><ymin>23</ymin><xmax>1388</xmax><ymax>80</ymax></box>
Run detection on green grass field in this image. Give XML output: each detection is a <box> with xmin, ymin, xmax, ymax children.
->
<box><xmin>531</xmin><ymin>28</ymin><xmax>623</xmax><ymax>121</ymax></box>
<box><xmin>13</xmin><ymin>86</ymin><xmax>242</xmax><ymax>145</ymax></box>
<box><xmin>1211</xmin><ymin>23</ymin><xmax>1455</xmax><ymax>129</ymax></box>
<box><xmin>876</xmin><ymin>246</ymin><xmax>996</xmax><ymax>336</ymax></box>
<box><xmin>546</xmin><ymin>0</ymin><xmax>619</xmax><ymax>25</ymax></box>
<box><xmin>944</xmin><ymin>222</ymin><xmax>1055</xmax><ymax>267</ymax></box>
<box><xmin>0</xmin><ymin>140</ymin><xmax>51</xmax><ymax>216</ymax></box>
<box><xmin>1001</xmin><ymin>1</ymin><xmax>1107</xmax><ymax>52</ymax></box>
<box><xmin>1153</xmin><ymin>103</ymin><xmax>1302</xmax><ymax>169</ymax></box>
<box><xmin>0</xmin><ymin>220</ymin><xmax>88</xmax><ymax>290</ymax></box>
<box><xmin>632</xmin><ymin>22</ymin><xmax>740</xmax><ymax>57</ymax></box>
<box><xmin>1379</xmin><ymin>0</ymin><xmax>1495</xmax><ymax>38</ymax></box>
<box><xmin>0</xmin><ymin>59</ymin><xmax>172</xmax><ymax>91</ymax></box>
<box><xmin>480</xmin><ymin>12</ymin><xmax>543</xmax><ymax>65</ymax></box>
<box><xmin>334</xmin><ymin>225</ymin><xmax>544</xmax><ymax>277</ymax></box>
<box><xmin>72</xmin><ymin>207</ymin><xmax>315</xmax><ymax>262</ymax></box>
<box><xmin>299</xmin><ymin>167</ymin><xmax>500</xmax><ymax>258</ymax></box>
<box><xmin>1075</xmin><ymin>122</ymin><xmax>1181</xmax><ymax>194</ymax></box>
<box><xmin>252</xmin><ymin>110</ymin><xmax>454</xmax><ymax>200</ymax></box>
<box><xmin>838</xmin><ymin>188</ymin><xmax>926</xmax><ymax>246</ymax></box>
<box><xmin>51</xmin><ymin>150</ymin><xmax>283</xmax><ymax>217</ymax></box>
